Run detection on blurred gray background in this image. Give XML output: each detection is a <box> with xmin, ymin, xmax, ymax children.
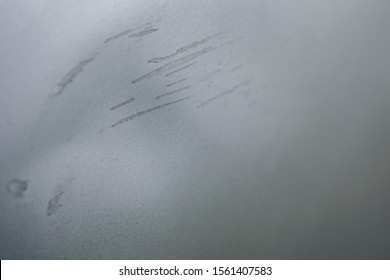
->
<box><xmin>0</xmin><ymin>0</ymin><xmax>389</xmax><ymax>259</ymax></box>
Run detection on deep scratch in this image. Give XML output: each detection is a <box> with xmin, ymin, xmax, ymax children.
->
<box><xmin>128</xmin><ymin>28</ymin><xmax>158</xmax><ymax>38</ymax></box>
<box><xmin>132</xmin><ymin>46</ymin><xmax>217</xmax><ymax>83</ymax></box>
<box><xmin>167</xmin><ymin>78</ymin><xmax>187</xmax><ymax>87</ymax></box>
<box><xmin>165</xmin><ymin>63</ymin><xmax>196</xmax><ymax>77</ymax></box>
<box><xmin>148</xmin><ymin>33</ymin><xmax>223</xmax><ymax>63</ymax></box>
<box><xmin>104</xmin><ymin>29</ymin><xmax>134</xmax><ymax>43</ymax></box>
<box><xmin>111</xmin><ymin>95</ymin><xmax>193</xmax><ymax>128</ymax></box>
<box><xmin>155</xmin><ymin>86</ymin><xmax>191</xmax><ymax>100</ymax></box>
<box><xmin>110</xmin><ymin>97</ymin><xmax>135</xmax><ymax>110</ymax></box>
<box><xmin>47</xmin><ymin>191</ymin><xmax>64</xmax><ymax>216</ymax></box>
<box><xmin>104</xmin><ymin>22</ymin><xmax>153</xmax><ymax>43</ymax></box>
<box><xmin>197</xmin><ymin>80</ymin><xmax>251</xmax><ymax>108</ymax></box>
<box><xmin>50</xmin><ymin>58</ymin><xmax>94</xmax><ymax>97</ymax></box>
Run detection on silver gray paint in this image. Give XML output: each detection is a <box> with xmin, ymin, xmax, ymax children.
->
<box><xmin>0</xmin><ymin>0</ymin><xmax>390</xmax><ymax>259</ymax></box>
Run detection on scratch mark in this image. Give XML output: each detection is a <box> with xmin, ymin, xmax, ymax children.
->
<box><xmin>167</xmin><ymin>78</ymin><xmax>187</xmax><ymax>87</ymax></box>
<box><xmin>197</xmin><ymin>80</ymin><xmax>251</xmax><ymax>108</ymax></box>
<box><xmin>132</xmin><ymin>46</ymin><xmax>217</xmax><ymax>83</ymax></box>
<box><xmin>199</xmin><ymin>69</ymin><xmax>221</xmax><ymax>82</ymax></box>
<box><xmin>231</xmin><ymin>64</ymin><xmax>243</xmax><ymax>72</ymax></box>
<box><xmin>110</xmin><ymin>97</ymin><xmax>135</xmax><ymax>110</ymax></box>
<box><xmin>220</xmin><ymin>36</ymin><xmax>244</xmax><ymax>47</ymax></box>
<box><xmin>128</xmin><ymin>28</ymin><xmax>158</xmax><ymax>38</ymax></box>
<box><xmin>104</xmin><ymin>22</ymin><xmax>153</xmax><ymax>43</ymax></box>
<box><xmin>47</xmin><ymin>191</ymin><xmax>64</xmax><ymax>216</ymax></box>
<box><xmin>148</xmin><ymin>33</ymin><xmax>222</xmax><ymax>63</ymax></box>
<box><xmin>155</xmin><ymin>85</ymin><xmax>191</xmax><ymax>100</ymax></box>
<box><xmin>165</xmin><ymin>63</ymin><xmax>196</xmax><ymax>77</ymax></box>
<box><xmin>50</xmin><ymin>58</ymin><xmax>94</xmax><ymax>97</ymax></box>
<box><xmin>111</xmin><ymin>95</ymin><xmax>193</xmax><ymax>128</ymax></box>
<box><xmin>104</xmin><ymin>29</ymin><xmax>134</xmax><ymax>43</ymax></box>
